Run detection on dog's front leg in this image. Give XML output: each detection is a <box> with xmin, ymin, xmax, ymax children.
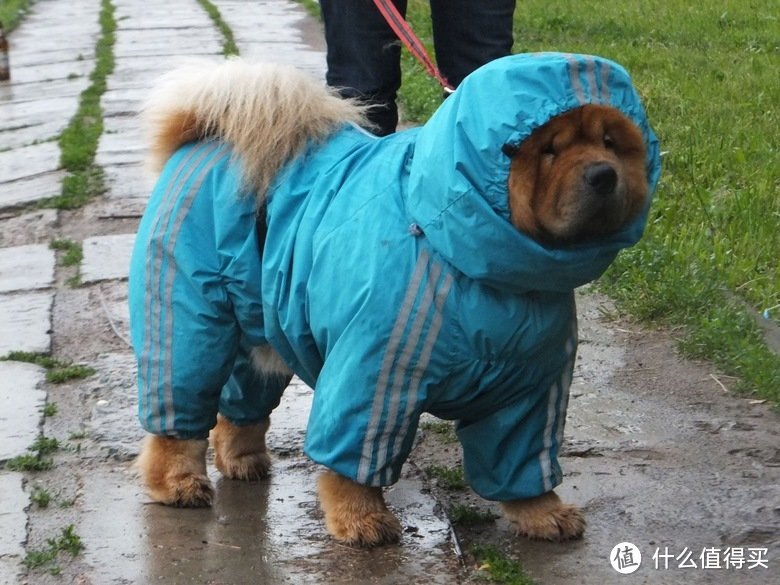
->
<box><xmin>501</xmin><ymin>491</ymin><xmax>585</xmax><ymax>541</ymax></box>
<box><xmin>317</xmin><ymin>470</ymin><xmax>402</xmax><ymax>547</ymax></box>
<box><xmin>137</xmin><ymin>435</ymin><xmax>213</xmax><ymax>507</ymax></box>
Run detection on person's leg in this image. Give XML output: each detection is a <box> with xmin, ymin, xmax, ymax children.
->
<box><xmin>320</xmin><ymin>0</ymin><xmax>408</xmax><ymax>135</ymax></box>
<box><xmin>429</xmin><ymin>0</ymin><xmax>515</xmax><ymax>88</ymax></box>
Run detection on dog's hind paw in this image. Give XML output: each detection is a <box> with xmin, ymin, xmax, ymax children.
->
<box><xmin>169</xmin><ymin>473</ymin><xmax>215</xmax><ymax>507</ymax></box>
<box><xmin>216</xmin><ymin>451</ymin><xmax>271</xmax><ymax>481</ymax></box>
<box><xmin>501</xmin><ymin>491</ymin><xmax>585</xmax><ymax>541</ymax></box>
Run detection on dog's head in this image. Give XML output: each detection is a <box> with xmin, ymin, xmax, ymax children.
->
<box><xmin>507</xmin><ymin>104</ymin><xmax>649</xmax><ymax>246</ymax></box>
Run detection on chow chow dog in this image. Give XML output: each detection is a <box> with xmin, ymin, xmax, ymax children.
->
<box><xmin>130</xmin><ymin>53</ymin><xmax>660</xmax><ymax>547</ymax></box>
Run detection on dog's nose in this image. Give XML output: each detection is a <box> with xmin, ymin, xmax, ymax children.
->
<box><xmin>584</xmin><ymin>163</ymin><xmax>618</xmax><ymax>195</ymax></box>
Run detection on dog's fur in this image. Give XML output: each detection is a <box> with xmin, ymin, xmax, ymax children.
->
<box><xmin>137</xmin><ymin>58</ymin><xmax>648</xmax><ymax>547</ymax></box>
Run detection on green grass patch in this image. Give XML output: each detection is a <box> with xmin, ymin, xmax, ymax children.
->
<box><xmin>448</xmin><ymin>504</ymin><xmax>498</xmax><ymax>526</ymax></box>
<box><xmin>399</xmin><ymin>0</ymin><xmax>780</xmax><ymax>404</ymax></box>
<box><xmin>30</xmin><ymin>486</ymin><xmax>52</xmax><ymax>508</ymax></box>
<box><xmin>196</xmin><ymin>0</ymin><xmax>238</xmax><ymax>56</ymax></box>
<box><xmin>50</xmin><ymin>239</ymin><xmax>83</xmax><ymax>267</ymax></box>
<box><xmin>472</xmin><ymin>545</ymin><xmax>537</xmax><ymax>585</ymax></box>
<box><xmin>1</xmin><ymin>351</ymin><xmax>96</xmax><ymax>383</ymax></box>
<box><xmin>420</xmin><ymin>419</ymin><xmax>458</xmax><ymax>443</ymax></box>
<box><xmin>0</xmin><ymin>0</ymin><xmax>32</xmax><ymax>31</ymax></box>
<box><xmin>42</xmin><ymin>402</ymin><xmax>58</xmax><ymax>417</ymax></box>
<box><xmin>5</xmin><ymin>453</ymin><xmax>53</xmax><ymax>471</ymax></box>
<box><xmin>43</xmin><ymin>0</ymin><xmax>115</xmax><ymax>209</ymax></box>
<box><xmin>424</xmin><ymin>465</ymin><xmax>467</xmax><ymax>491</ymax></box>
<box><xmin>4</xmin><ymin>434</ymin><xmax>59</xmax><ymax>471</ymax></box>
<box><xmin>23</xmin><ymin>525</ymin><xmax>84</xmax><ymax>575</ymax></box>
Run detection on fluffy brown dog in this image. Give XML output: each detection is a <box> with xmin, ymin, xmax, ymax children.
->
<box><xmin>132</xmin><ymin>55</ymin><xmax>659</xmax><ymax>547</ymax></box>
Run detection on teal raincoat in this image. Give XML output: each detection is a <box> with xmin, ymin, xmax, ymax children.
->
<box><xmin>129</xmin><ymin>53</ymin><xmax>660</xmax><ymax>501</ymax></box>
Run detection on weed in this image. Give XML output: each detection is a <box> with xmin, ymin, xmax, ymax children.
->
<box><xmin>196</xmin><ymin>0</ymin><xmax>239</xmax><ymax>56</ymax></box>
<box><xmin>46</xmin><ymin>364</ymin><xmax>95</xmax><ymax>383</ymax></box>
<box><xmin>0</xmin><ymin>0</ymin><xmax>32</xmax><ymax>31</ymax></box>
<box><xmin>424</xmin><ymin>465</ymin><xmax>467</xmax><ymax>491</ymax></box>
<box><xmin>30</xmin><ymin>486</ymin><xmax>52</xmax><ymax>508</ymax></box>
<box><xmin>420</xmin><ymin>420</ymin><xmax>458</xmax><ymax>443</ymax></box>
<box><xmin>30</xmin><ymin>436</ymin><xmax>60</xmax><ymax>455</ymax></box>
<box><xmin>23</xmin><ymin>525</ymin><xmax>84</xmax><ymax>575</ymax></box>
<box><xmin>472</xmin><ymin>545</ymin><xmax>536</xmax><ymax>585</ymax></box>
<box><xmin>1</xmin><ymin>351</ymin><xmax>95</xmax><ymax>383</ymax></box>
<box><xmin>42</xmin><ymin>402</ymin><xmax>58</xmax><ymax>417</ymax></box>
<box><xmin>448</xmin><ymin>504</ymin><xmax>498</xmax><ymax>526</ymax></box>
<box><xmin>5</xmin><ymin>454</ymin><xmax>53</xmax><ymax>472</ymax></box>
<box><xmin>49</xmin><ymin>239</ymin><xmax>83</xmax><ymax>267</ymax></box>
<box><xmin>68</xmin><ymin>430</ymin><xmax>88</xmax><ymax>440</ymax></box>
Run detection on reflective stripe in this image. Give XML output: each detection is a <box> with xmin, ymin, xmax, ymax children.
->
<box><xmin>141</xmin><ymin>143</ymin><xmax>219</xmax><ymax>432</ymax></box>
<box><xmin>584</xmin><ymin>57</ymin><xmax>599</xmax><ymax>103</ymax></box>
<box><xmin>599</xmin><ymin>60</ymin><xmax>611</xmax><ymax>104</ymax></box>
<box><xmin>372</xmin><ymin>262</ymin><xmax>442</xmax><ymax>482</ymax></box>
<box><xmin>357</xmin><ymin>250</ymin><xmax>430</xmax><ymax>482</ymax></box>
<box><xmin>383</xmin><ymin>270</ymin><xmax>454</xmax><ymax>484</ymax></box>
<box><xmin>566</xmin><ymin>54</ymin><xmax>587</xmax><ymax>105</ymax></box>
<box><xmin>160</xmin><ymin>148</ymin><xmax>230</xmax><ymax>431</ymax></box>
<box><xmin>539</xmin><ymin>378</ymin><xmax>560</xmax><ymax>492</ymax></box>
<box><xmin>141</xmin><ymin>142</ymin><xmax>227</xmax><ymax>434</ymax></box>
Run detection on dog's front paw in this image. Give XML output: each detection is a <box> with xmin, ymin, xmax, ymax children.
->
<box><xmin>501</xmin><ymin>491</ymin><xmax>585</xmax><ymax>541</ymax></box>
<box><xmin>137</xmin><ymin>435</ymin><xmax>214</xmax><ymax>507</ymax></box>
<box><xmin>318</xmin><ymin>471</ymin><xmax>402</xmax><ymax>547</ymax></box>
<box><xmin>211</xmin><ymin>415</ymin><xmax>271</xmax><ymax>480</ymax></box>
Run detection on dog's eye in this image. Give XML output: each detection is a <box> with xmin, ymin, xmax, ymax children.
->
<box><xmin>603</xmin><ymin>133</ymin><xmax>616</xmax><ymax>149</ymax></box>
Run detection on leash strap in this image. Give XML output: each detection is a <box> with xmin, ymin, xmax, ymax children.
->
<box><xmin>372</xmin><ymin>0</ymin><xmax>455</xmax><ymax>93</ymax></box>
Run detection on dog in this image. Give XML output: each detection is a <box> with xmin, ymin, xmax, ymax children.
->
<box><xmin>129</xmin><ymin>53</ymin><xmax>660</xmax><ymax>547</ymax></box>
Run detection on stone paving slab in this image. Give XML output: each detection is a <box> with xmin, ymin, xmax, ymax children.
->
<box><xmin>0</xmin><ymin>361</ymin><xmax>47</xmax><ymax>461</ymax></box>
<box><xmin>212</xmin><ymin>0</ymin><xmax>326</xmax><ymax>78</ymax></box>
<box><xmin>0</xmin><ymin>170</ymin><xmax>64</xmax><ymax>210</ymax></box>
<box><xmin>80</xmin><ymin>233</ymin><xmax>136</xmax><ymax>283</ymax></box>
<box><xmin>0</xmin><ymin>244</ymin><xmax>56</xmax><ymax>293</ymax></box>
<box><xmin>0</xmin><ymin>141</ymin><xmax>61</xmax><ymax>185</ymax></box>
<box><xmin>0</xmin><ymin>291</ymin><xmax>53</xmax><ymax>355</ymax></box>
<box><xmin>0</xmin><ymin>472</ymin><xmax>27</xmax><ymax>585</ymax></box>
<box><xmin>0</xmin><ymin>209</ymin><xmax>59</xmax><ymax>248</ymax></box>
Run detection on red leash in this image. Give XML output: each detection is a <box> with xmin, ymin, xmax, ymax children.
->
<box><xmin>372</xmin><ymin>0</ymin><xmax>455</xmax><ymax>93</ymax></box>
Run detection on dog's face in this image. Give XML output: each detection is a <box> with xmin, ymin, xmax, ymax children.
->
<box><xmin>507</xmin><ymin>104</ymin><xmax>648</xmax><ymax>245</ymax></box>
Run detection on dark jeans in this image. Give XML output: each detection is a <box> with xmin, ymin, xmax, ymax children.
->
<box><xmin>320</xmin><ymin>0</ymin><xmax>516</xmax><ymax>136</ymax></box>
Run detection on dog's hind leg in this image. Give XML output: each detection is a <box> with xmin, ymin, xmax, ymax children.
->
<box><xmin>137</xmin><ymin>435</ymin><xmax>213</xmax><ymax>507</ymax></box>
<box><xmin>318</xmin><ymin>470</ymin><xmax>402</xmax><ymax>547</ymax></box>
<box><xmin>211</xmin><ymin>415</ymin><xmax>271</xmax><ymax>480</ymax></box>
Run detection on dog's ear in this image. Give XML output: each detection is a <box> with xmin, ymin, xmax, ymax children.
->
<box><xmin>502</xmin><ymin>143</ymin><xmax>520</xmax><ymax>158</ymax></box>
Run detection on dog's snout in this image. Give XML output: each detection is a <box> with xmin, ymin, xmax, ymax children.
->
<box><xmin>584</xmin><ymin>163</ymin><xmax>618</xmax><ymax>195</ymax></box>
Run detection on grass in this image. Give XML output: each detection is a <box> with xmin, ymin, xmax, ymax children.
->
<box><xmin>0</xmin><ymin>0</ymin><xmax>31</xmax><ymax>31</ymax></box>
<box><xmin>424</xmin><ymin>465</ymin><xmax>467</xmax><ymax>491</ymax></box>
<box><xmin>448</xmin><ymin>504</ymin><xmax>498</xmax><ymax>526</ymax></box>
<box><xmin>420</xmin><ymin>419</ymin><xmax>458</xmax><ymax>443</ymax></box>
<box><xmin>1</xmin><ymin>351</ymin><xmax>96</xmax><ymax>383</ymax></box>
<box><xmin>398</xmin><ymin>0</ymin><xmax>780</xmax><ymax>404</ymax></box>
<box><xmin>196</xmin><ymin>0</ymin><xmax>238</xmax><ymax>56</ymax></box>
<box><xmin>38</xmin><ymin>0</ymin><xmax>116</xmax><ymax>210</ymax></box>
<box><xmin>23</xmin><ymin>525</ymin><xmax>84</xmax><ymax>575</ymax></box>
<box><xmin>472</xmin><ymin>545</ymin><xmax>537</xmax><ymax>585</ymax></box>
<box><xmin>30</xmin><ymin>486</ymin><xmax>52</xmax><ymax>508</ymax></box>
<box><xmin>3</xmin><ymin>435</ymin><xmax>59</xmax><ymax>471</ymax></box>
<box><xmin>50</xmin><ymin>239</ymin><xmax>83</xmax><ymax>267</ymax></box>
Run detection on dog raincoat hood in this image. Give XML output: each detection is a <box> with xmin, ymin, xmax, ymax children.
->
<box><xmin>407</xmin><ymin>52</ymin><xmax>661</xmax><ymax>294</ymax></box>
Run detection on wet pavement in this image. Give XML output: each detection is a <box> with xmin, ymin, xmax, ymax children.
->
<box><xmin>1</xmin><ymin>1</ymin><xmax>779</xmax><ymax>584</ymax></box>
